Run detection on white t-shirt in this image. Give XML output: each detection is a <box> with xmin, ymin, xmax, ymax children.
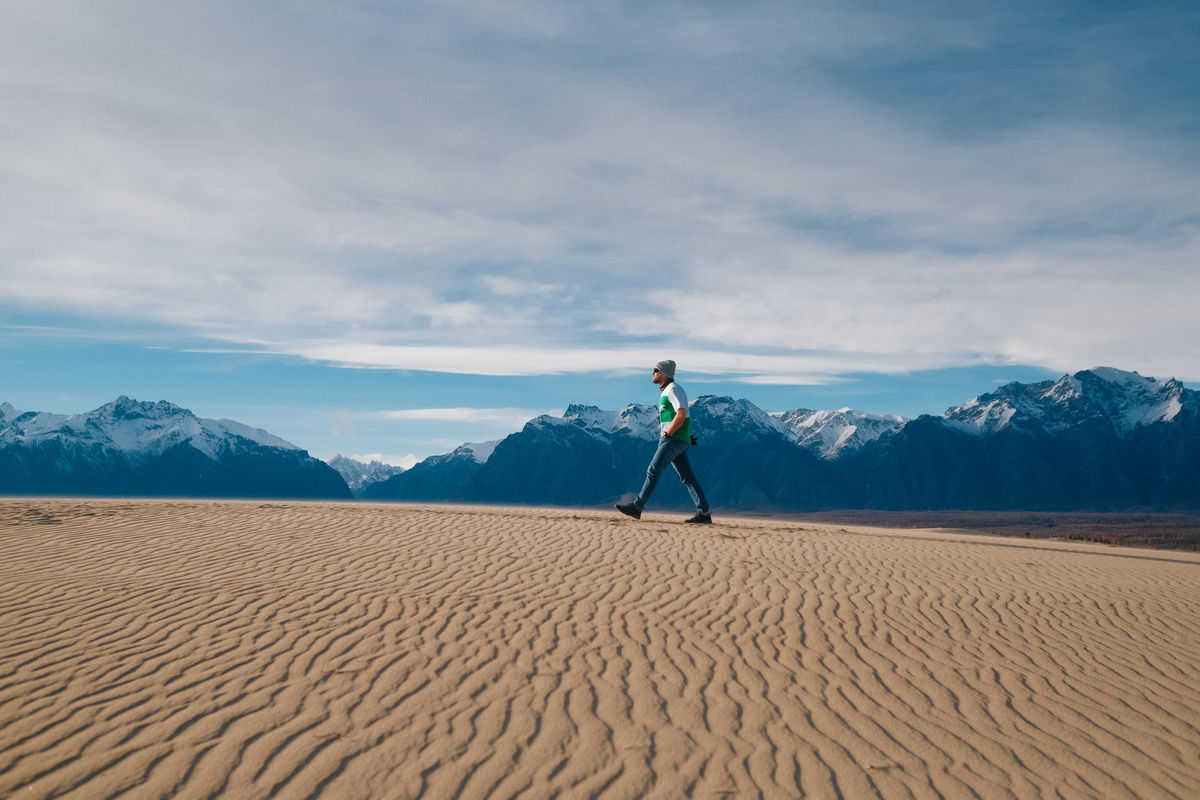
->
<box><xmin>659</xmin><ymin>382</ymin><xmax>688</xmax><ymax>437</ymax></box>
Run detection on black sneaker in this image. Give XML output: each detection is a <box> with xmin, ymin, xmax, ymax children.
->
<box><xmin>685</xmin><ymin>512</ymin><xmax>712</xmax><ymax>524</ymax></box>
<box><xmin>615</xmin><ymin>503</ymin><xmax>641</xmax><ymax>520</ymax></box>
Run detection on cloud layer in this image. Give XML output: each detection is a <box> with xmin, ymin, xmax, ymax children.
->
<box><xmin>3</xmin><ymin>0</ymin><xmax>1198</xmax><ymax>381</ymax></box>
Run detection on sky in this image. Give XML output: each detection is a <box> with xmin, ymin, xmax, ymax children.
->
<box><xmin>2</xmin><ymin>0</ymin><xmax>1198</xmax><ymax>466</ymax></box>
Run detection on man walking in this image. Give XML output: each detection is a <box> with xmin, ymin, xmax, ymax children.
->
<box><xmin>616</xmin><ymin>359</ymin><xmax>712</xmax><ymax>524</ymax></box>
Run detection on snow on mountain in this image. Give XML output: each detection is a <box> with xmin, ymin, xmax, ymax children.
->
<box><xmin>327</xmin><ymin>455</ymin><xmax>406</xmax><ymax>494</ymax></box>
<box><xmin>774</xmin><ymin>407</ymin><xmax>907</xmax><ymax>458</ymax></box>
<box><xmin>409</xmin><ymin>440</ymin><xmax>502</xmax><ymax>468</ymax></box>
<box><xmin>541</xmin><ymin>398</ymin><xmax>787</xmax><ymax>442</ymax></box>
<box><xmin>693</xmin><ymin>396</ymin><xmax>788</xmax><ymax>436</ymax></box>
<box><xmin>202</xmin><ymin>418</ymin><xmax>296</xmax><ymax>453</ymax></box>
<box><xmin>944</xmin><ymin>367</ymin><xmax>1188</xmax><ymax>436</ymax></box>
<box><xmin>1080</xmin><ymin>367</ymin><xmax>1187</xmax><ymax>431</ymax></box>
<box><xmin>515</xmin><ymin>369</ymin><xmax>1188</xmax><ymax>459</ymax></box>
<box><xmin>0</xmin><ymin>396</ymin><xmax>300</xmax><ymax>459</ymax></box>
<box><xmin>531</xmin><ymin>403</ymin><xmax>660</xmax><ymax>440</ymax></box>
<box><xmin>518</xmin><ymin>397</ymin><xmax>901</xmax><ymax>458</ymax></box>
<box><xmin>459</xmin><ymin>440</ymin><xmax>501</xmax><ymax>463</ymax></box>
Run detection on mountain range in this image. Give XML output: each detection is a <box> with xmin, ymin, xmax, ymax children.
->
<box><xmin>3</xmin><ymin>367</ymin><xmax>1197</xmax><ymax>509</ymax></box>
<box><xmin>0</xmin><ymin>397</ymin><xmax>349</xmax><ymax>498</ymax></box>
<box><xmin>365</xmin><ymin>367</ymin><xmax>1200</xmax><ymax>511</ymax></box>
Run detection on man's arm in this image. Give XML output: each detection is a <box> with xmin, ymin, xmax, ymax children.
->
<box><xmin>664</xmin><ymin>407</ymin><xmax>687</xmax><ymax>438</ymax></box>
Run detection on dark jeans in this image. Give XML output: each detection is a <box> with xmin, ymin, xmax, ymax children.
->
<box><xmin>636</xmin><ymin>436</ymin><xmax>710</xmax><ymax>514</ymax></box>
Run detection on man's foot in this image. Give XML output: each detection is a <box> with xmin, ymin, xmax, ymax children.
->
<box><xmin>685</xmin><ymin>512</ymin><xmax>712</xmax><ymax>524</ymax></box>
<box><xmin>615</xmin><ymin>502</ymin><xmax>642</xmax><ymax>520</ymax></box>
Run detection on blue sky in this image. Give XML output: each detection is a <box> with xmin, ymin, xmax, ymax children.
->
<box><xmin>2</xmin><ymin>1</ymin><xmax>1197</xmax><ymax>465</ymax></box>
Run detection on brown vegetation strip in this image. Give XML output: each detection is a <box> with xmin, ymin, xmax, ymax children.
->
<box><xmin>771</xmin><ymin>510</ymin><xmax>1200</xmax><ymax>551</ymax></box>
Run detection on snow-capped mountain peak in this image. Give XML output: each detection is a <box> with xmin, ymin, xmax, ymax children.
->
<box><xmin>524</xmin><ymin>397</ymin><xmax>899</xmax><ymax>458</ymax></box>
<box><xmin>944</xmin><ymin>367</ymin><xmax>1188</xmax><ymax>436</ymax></box>
<box><xmin>562</xmin><ymin>404</ymin><xmax>626</xmax><ymax>434</ymax></box>
<box><xmin>695</xmin><ymin>396</ymin><xmax>786</xmax><ymax>433</ymax></box>
<box><xmin>458</xmin><ymin>440</ymin><xmax>500</xmax><ymax>463</ymax></box>
<box><xmin>1</xmin><ymin>397</ymin><xmax>349</xmax><ymax>499</ymax></box>
<box><xmin>1076</xmin><ymin>368</ymin><xmax>1185</xmax><ymax>432</ymax></box>
<box><xmin>0</xmin><ymin>396</ymin><xmax>301</xmax><ymax>460</ymax></box>
<box><xmin>773</xmin><ymin>407</ymin><xmax>906</xmax><ymax>458</ymax></box>
<box><xmin>534</xmin><ymin>403</ymin><xmax>659</xmax><ymax>441</ymax></box>
<box><xmin>327</xmin><ymin>455</ymin><xmax>406</xmax><ymax>488</ymax></box>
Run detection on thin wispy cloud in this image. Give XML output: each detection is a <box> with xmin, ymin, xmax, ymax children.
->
<box><xmin>2</xmin><ymin>0</ymin><xmax>1198</xmax><ymax>385</ymax></box>
<box><xmin>277</xmin><ymin>342</ymin><xmax>988</xmax><ymax>379</ymax></box>
<box><xmin>379</xmin><ymin>407</ymin><xmax>560</xmax><ymax>426</ymax></box>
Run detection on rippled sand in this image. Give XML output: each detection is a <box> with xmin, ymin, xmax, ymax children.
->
<box><xmin>1</xmin><ymin>499</ymin><xmax>1198</xmax><ymax>799</ymax></box>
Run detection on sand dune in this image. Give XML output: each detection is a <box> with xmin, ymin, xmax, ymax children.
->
<box><xmin>1</xmin><ymin>499</ymin><xmax>1198</xmax><ymax>799</ymax></box>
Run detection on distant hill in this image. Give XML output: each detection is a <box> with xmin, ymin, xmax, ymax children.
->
<box><xmin>0</xmin><ymin>397</ymin><xmax>350</xmax><ymax>499</ymax></box>
<box><xmin>363</xmin><ymin>368</ymin><xmax>1200</xmax><ymax>512</ymax></box>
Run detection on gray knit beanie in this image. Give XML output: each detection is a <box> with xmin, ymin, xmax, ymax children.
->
<box><xmin>654</xmin><ymin>359</ymin><xmax>676</xmax><ymax>379</ymax></box>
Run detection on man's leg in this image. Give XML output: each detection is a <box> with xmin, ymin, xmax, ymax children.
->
<box><xmin>670</xmin><ymin>449</ymin><xmax>710</xmax><ymax>515</ymax></box>
<box><xmin>634</xmin><ymin>437</ymin><xmax>688</xmax><ymax>511</ymax></box>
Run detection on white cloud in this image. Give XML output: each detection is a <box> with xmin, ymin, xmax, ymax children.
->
<box><xmin>330</xmin><ymin>410</ymin><xmax>355</xmax><ymax>439</ymax></box>
<box><xmin>2</xmin><ymin>1</ymin><xmax>1198</xmax><ymax>383</ymax></box>
<box><xmin>276</xmin><ymin>342</ymin><xmax>987</xmax><ymax>380</ymax></box>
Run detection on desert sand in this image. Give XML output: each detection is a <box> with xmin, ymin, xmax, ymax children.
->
<box><xmin>1</xmin><ymin>499</ymin><xmax>1198</xmax><ymax>799</ymax></box>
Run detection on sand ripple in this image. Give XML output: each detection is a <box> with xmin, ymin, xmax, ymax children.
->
<box><xmin>1</xmin><ymin>499</ymin><xmax>1198</xmax><ymax>798</ymax></box>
